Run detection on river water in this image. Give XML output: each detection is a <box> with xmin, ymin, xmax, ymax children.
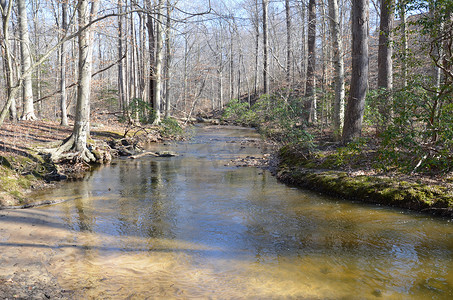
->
<box><xmin>1</xmin><ymin>126</ymin><xmax>452</xmax><ymax>299</ymax></box>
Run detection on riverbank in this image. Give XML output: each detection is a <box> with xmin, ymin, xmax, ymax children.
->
<box><xmin>276</xmin><ymin>143</ymin><xmax>453</xmax><ymax>218</ymax></box>
<box><xmin>0</xmin><ymin>118</ymin><xmax>183</xmax><ymax>209</ymax></box>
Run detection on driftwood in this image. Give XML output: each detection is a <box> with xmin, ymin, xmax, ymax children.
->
<box><xmin>129</xmin><ymin>151</ymin><xmax>178</xmax><ymax>159</ymax></box>
<box><xmin>129</xmin><ymin>151</ymin><xmax>159</xmax><ymax>159</ymax></box>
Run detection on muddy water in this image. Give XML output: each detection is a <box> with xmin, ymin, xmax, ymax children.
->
<box><xmin>1</xmin><ymin>125</ymin><xmax>452</xmax><ymax>299</ymax></box>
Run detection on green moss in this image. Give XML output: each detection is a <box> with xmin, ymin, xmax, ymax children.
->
<box><xmin>277</xmin><ymin>165</ymin><xmax>453</xmax><ymax>216</ymax></box>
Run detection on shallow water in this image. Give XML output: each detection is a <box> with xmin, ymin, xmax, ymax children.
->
<box><xmin>1</xmin><ymin>125</ymin><xmax>452</xmax><ymax>299</ymax></box>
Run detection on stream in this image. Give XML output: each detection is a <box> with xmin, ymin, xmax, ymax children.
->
<box><xmin>1</xmin><ymin>125</ymin><xmax>452</xmax><ymax>299</ymax></box>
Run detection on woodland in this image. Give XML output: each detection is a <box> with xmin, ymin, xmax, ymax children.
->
<box><xmin>0</xmin><ymin>1</ymin><xmax>453</xmax><ymax>297</ymax></box>
<box><xmin>0</xmin><ymin>0</ymin><xmax>452</xmax><ymax>198</ymax></box>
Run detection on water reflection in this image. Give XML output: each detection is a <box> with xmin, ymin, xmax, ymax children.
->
<box><xmin>15</xmin><ymin>126</ymin><xmax>453</xmax><ymax>298</ymax></box>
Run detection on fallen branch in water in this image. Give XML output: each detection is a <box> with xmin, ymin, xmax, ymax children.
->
<box><xmin>129</xmin><ymin>151</ymin><xmax>159</xmax><ymax>159</ymax></box>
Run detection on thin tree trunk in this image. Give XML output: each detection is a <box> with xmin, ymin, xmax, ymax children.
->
<box><xmin>60</xmin><ymin>0</ymin><xmax>69</xmax><ymax>126</ymax></box>
<box><xmin>304</xmin><ymin>0</ymin><xmax>316</xmax><ymax>123</ymax></box>
<box><xmin>229</xmin><ymin>29</ymin><xmax>234</xmax><ymax>100</ymax></box>
<box><xmin>342</xmin><ymin>0</ymin><xmax>369</xmax><ymax>143</ymax></box>
<box><xmin>72</xmin><ymin>0</ymin><xmax>99</xmax><ymax>153</ymax></box>
<box><xmin>164</xmin><ymin>0</ymin><xmax>171</xmax><ymax>118</ymax></box>
<box><xmin>153</xmin><ymin>0</ymin><xmax>163</xmax><ymax>124</ymax></box>
<box><xmin>118</xmin><ymin>0</ymin><xmax>126</xmax><ymax>116</ymax></box>
<box><xmin>262</xmin><ymin>0</ymin><xmax>269</xmax><ymax>94</ymax></box>
<box><xmin>285</xmin><ymin>0</ymin><xmax>291</xmax><ymax>85</ymax></box>
<box><xmin>18</xmin><ymin>0</ymin><xmax>36</xmax><ymax>120</ymax></box>
<box><xmin>146</xmin><ymin>0</ymin><xmax>156</xmax><ymax>115</ymax></box>
<box><xmin>377</xmin><ymin>0</ymin><xmax>394</xmax><ymax>128</ymax></box>
<box><xmin>253</xmin><ymin>1</ymin><xmax>259</xmax><ymax>95</ymax></box>
<box><xmin>399</xmin><ymin>0</ymin><xmax>408</xmax><ymax>87</ymax></box>
<box><xmin>0</xmin><ymin>0</ymin><xmax>19</xmax><ymax>126</ymax></box>
<box><xmin>328</xmin><ymin>0</ymin><xmax>345</xmax><ymax>139</ymax></box>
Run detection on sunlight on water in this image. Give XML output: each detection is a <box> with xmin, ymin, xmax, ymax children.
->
<box><xmin>1</xmin><ymin>126</ymin><xmax>452</xmax><ymax>299</ymax></box>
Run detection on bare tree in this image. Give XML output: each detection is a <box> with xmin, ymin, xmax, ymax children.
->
<box><xmin>377</xmin><ymin>0</ymin><xmax>394</xmax><ymax>127</ymax></box>
<box><xmin>153</xmin><ymin>0</ymin><xmax>164</xmax><ymax>124</ymax></box>
<box><xmin>18</xmin><ymin>0</ymin><xmax>36</xmax><ymax>120</ymax></box>
<box><xmin>285</xmin><ymin>0</ymin><xmax>291</xmax><ymax>85</ymax></box>
<box><xmin>262</xmin><ymin>0</ymin><xmax>269</xmax><ymax>94</ymax></box>
<box><xmin>398</xmin><ymin>0</ymin><xmax>408</xmax><ymax>87</ymax></box>
<box><xmin>60</xmin><ymin>0</ymin><xmax>69</xmax><ymax>126</ymax></box>
<box><xmin>164</xmin><ymin>0</ymin><xmax>172</xmax><ymax>118</ymax></box>
<box><xmin>50</xmin><ymin>0</ymin><xmax>100</xmax><ymax>162</ymax></box>
<box><xmin>304</xmin><ymin>0</ymin><xmax>316</xmax><ymax>123</ymax></box>
<box><xmin>343</xmin><ymin>0</ymin><xmax>369</xmax><ymax>143</ymax></box>
<box><xmin>328</xmin><ymin>0</ymin><xmax>345</xmax><ymax>139</ymax></box>
<box><xmin>0</xmin><ymin>0</ymin><xmax>17</xmax><ymax>124</ymax></box>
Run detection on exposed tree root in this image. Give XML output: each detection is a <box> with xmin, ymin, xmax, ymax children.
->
<box><xmin>41</xmin><ymin>134</ymin><xmax>98</xmax><ymax>164</ymax></box>
<box><xmin>21</xmin><ymin>112</ymin><xmax>37</xmax><ymax>121</ymax></box>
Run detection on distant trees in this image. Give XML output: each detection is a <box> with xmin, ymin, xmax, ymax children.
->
<box><xmin>0</xmin><ymin>0</ymin><xmax>450</xmax><ymax>157</ymax></box>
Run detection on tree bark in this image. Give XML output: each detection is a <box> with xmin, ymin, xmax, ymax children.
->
<box><xmin>18</xmin><ymin>0</ymin><xmax>36</xmax><ymax>120</ymax></box>
<box><xmin>0</xmin><ymin>0</ymin><xmax>19</xmax><ymax>126</ymax></box>
<box><xmin>304</xmin><ymin>0</ymin><xmax>317</xmax><ymax>123</ymax></box>
<box><xmin>60</xmin><ymin>0</ymin><xmax>69</xmax><ymax>126</ymax></box>
<box><xmin>377</xmin><ymin>0</ymin><xmax>394</xmax><ymax>127</ymax></box>
<box><xmin>342</xmin><ymin>0</ymin><xmax>369</xmax><ymax>143</ymax></box>
<box><xmin>399</xmin><ymin>0</ymin><xmax>408</xmax><ymax>88</ymax></box>
<box><xmin>328</xmin><ymin>0</ymin><xmax>345</xmax><ymax>139</ymax></box>
<box><xmin>285</xmin><ymin>0</ymin><xmax>291</xmax><ymax>85</ymax></box>
<box><xmin>51</xmin><ymin>0</ymin><xmax>99</xmax><ymax>163</ymax></box>
<box><xmin>164</xmin><ymin>0</ymin><xmax>171</xmax><ymax>118</ymax></box>
<box><xmin>262</xmin><ymin>0</ymin><xmax>269</xmax><ymax>94</ymax></box>
<box><xmin>153</xmin><ymin>0</ymin><xmax>163</xmax><ymax>124</ymax></box>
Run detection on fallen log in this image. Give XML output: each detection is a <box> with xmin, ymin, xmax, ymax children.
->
<box><xmin>129</xmin><ymin>151</ymin><xmax>159</xmax><ymax>159</ymax></box>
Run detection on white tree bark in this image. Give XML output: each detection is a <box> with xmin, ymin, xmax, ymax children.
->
<box><xmin>153</xmin><ymin>0</ymin><xmax>164</xmax><ymax>124</ymax></box>
<box><xmin>328</xmin><ymin>0</ymin><xmax>345</xmax><ymax>138</ymax></box>
<box><xmin>164</xmin><ymin>0</ymin><xmax>172</xmax><ymax>118</ymax></box>
<box><xmin>18</xmin><ymin>0</ymin><xmax>36</xmax><ymax>120</ymax></box>
<box><xmin>51</xmin><ymin>0</ymin><xmax>99</xmax><ymax>163</ymax></box>
<box><xmin>0</xmin><ymin>0</ymin><xmax>19</xmax><ymax>125</ymax></box>
<box><xmin>60</xmin><ymin>0</ymin><xmax>69</xmax><ymax>126</ymax></box>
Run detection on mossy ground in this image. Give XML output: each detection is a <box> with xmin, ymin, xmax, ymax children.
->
<box><xmin>277</xmin><ymin>144</ymin><xmax>453</xmax><ymax>217</ymax></box>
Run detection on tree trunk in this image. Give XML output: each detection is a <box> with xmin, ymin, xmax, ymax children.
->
<box><xmin>342</xmin><ymin>0</ymin><xmax>369</xmax><ymax>143</ymax></box>
<box><xmin>377</xmin><ymin>0</ymin><xmax>394</xmax><ymax>128</ymax></box>
<box><xmin>0</xmin><ymin>0</ymin><xmax>19</xmax><ymax>126</ymax></box>
<box><xmin>146</xmin><ymin>0</ymin><xmax>156</xmax><ymax>116</ymax></box>
<box><xmin>18</xmin><ymin>0</ymin><xmax>36</xmax><ymax>120</ymax></box>
<box><xmin>262</xmin><ymin>0</ymin><xmax>269</xmax><ymax>94</ymax></box>
<box><xmin>164</xmin><ymin>0</ymin><xmax>171</xmax><ymax>118</ymax></box>
<box><xmin>153</xmin><ymin>0</ymin><xmax>163</xmax><ymax>124</ymax></box>
<box><xmin>51</xmin><ymin>0</ymin><xmax>99</xmax><ymax>163</ymax></box>
<box><xmin>399</xmin><ymin>0</ymin><xmax>408</xmax><ymax>88</ymax></box>
<box><xmin>304</xmin><ymin>0</ymin><xmax>317</xmax><ymax>123</ymax></box>
<box><xmin>60</xmin><ymin>0</ymin><xmax>69</xmax><ymax>126</ymax></box>
<box><xmin>253</xmin><ymin>0</ymin><xmax>259</xmax><ymax>95</ymax></box>
<box><xmin>285</xmin><ymin>0</ymin><xmax>291</xmax><ymax>85</ymax></box>
<box><xmin>328</xmin><ymin>0</ymin><xmax>345</xmax><ymax>139</ymax></box>
<box><xmin>73</xmin><ymin>0</ymin><xmax>98</xmax><ymax>152</ymax></box>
